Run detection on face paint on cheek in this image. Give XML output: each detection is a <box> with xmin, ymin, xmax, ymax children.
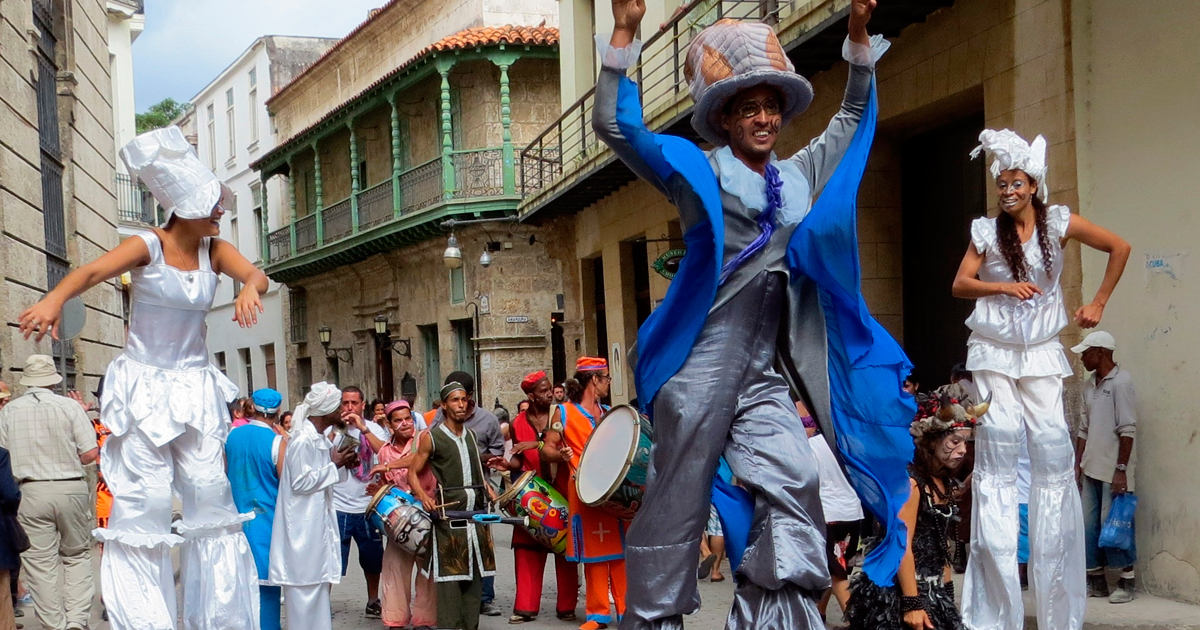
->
<box><xmin>769</xmin><ymin>119</ymin><xmax>781</xmax><ymax>134</ymax></box>
<box><xmin>734</xmin><ymin>125</ymin><xmax>746</xmax><ymax>141</ymax></box>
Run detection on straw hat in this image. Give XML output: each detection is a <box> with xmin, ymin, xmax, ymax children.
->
<box><xmin>119</xmin><ymin>125</ymin><xmax>233</xmax><ymax>222</ymax></box>
<box><xmin>685</xmin><ymin>19</ymin><xmax>814</xmax><ymax>146</ymax></box>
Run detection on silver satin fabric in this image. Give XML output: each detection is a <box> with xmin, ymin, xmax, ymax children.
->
<box><xmin>962</xmin><ymin>371</ymin><xmax>1085</xmax><ymax>630</ymax></box>
<box><xmin>282</xmin><ymin>584</ymin><xmax>333</xmax><ymax>630</ymax></box>
<box><xmin>96</xmin><ymin>231</ymin><xmax>259</xmax><ymax>630</ymax></box>
<box><xmin>269</xmin><ymin>419</ymin><xmax>345</xmax><ymax>586</ymax></box>
<box><xmin>623</xmin><ymin>272</ymin><xmax>828</xmax><ymax>630</ymax></box>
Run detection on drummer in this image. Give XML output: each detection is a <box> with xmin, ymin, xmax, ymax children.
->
<box><xmin>369</xmin><ymin>400</ymin><xmax>437</xmax><ymax>630</ymax></box>
<box><xmin>499</xmin><ymin>370</ymin><xmax>580</xmax><ymax>624</ymax></box>
<box><xmin>407</xmin><ymin>381</ymin><xmax>505</xmax><ymax>630</ymax></box>
<box><xmin>542</xmin><ymin>357</ymin><xmax>627</xmax><ymax>630</ymax></box>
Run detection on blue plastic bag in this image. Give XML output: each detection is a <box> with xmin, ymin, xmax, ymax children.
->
<box><xmin>1099</xmin><ymin>493</ymin><xmax>1137</xmax><ymax>551</ymax></box>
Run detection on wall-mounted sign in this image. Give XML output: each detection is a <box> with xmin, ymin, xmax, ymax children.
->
<box><xmin>505</xmin><ymin>316</ymin><xmax>530</xmax><ymax>324</ymax></box>
<box><xmin>480</xmin><ymin>295</ymin><xmax>490</xmax><ymax>314</ymax></box>
<box><xmin>652</xmin><ymin>248</ymin><xmax>687</xmax><ymax>279</ymax></box>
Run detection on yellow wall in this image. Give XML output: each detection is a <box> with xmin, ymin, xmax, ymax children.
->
<box><xmin>1072</xmin><ymin>0</ymin><xmax>1200</xmax><ymax>603</ymax></box>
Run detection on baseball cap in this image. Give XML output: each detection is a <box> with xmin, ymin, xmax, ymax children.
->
<box><xmin>1070</xmin><ymin>331</ymin><xmax>1116</xmax><ymax>354</ymax></box>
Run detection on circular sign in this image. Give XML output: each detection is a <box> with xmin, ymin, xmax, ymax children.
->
<box><xmin>57</xmin><ymin>295</ymin><xmax>87</xmax><ymax>340</ymax></box>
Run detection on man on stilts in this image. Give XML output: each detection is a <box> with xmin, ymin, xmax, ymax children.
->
<box><xmin>593</xmin><ymin>0</ymin><xmax>917</xmax><ymax>627</ymax></box>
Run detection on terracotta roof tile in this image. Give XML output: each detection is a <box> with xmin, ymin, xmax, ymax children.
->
<box><xmin>254</xmin><ymin>24</ymin><xmax>558</xmax><ymax>172</ymax></box>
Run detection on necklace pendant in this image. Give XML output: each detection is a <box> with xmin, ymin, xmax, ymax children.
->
<box><xmin>187</xmin><ymin>273</ymin><xmax>195</xmax><ymax>282</ymax></box>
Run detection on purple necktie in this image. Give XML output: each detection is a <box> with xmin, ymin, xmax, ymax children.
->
<box><xmin>720</xmin><ymin>162</ymin><xmax>784</xmax><ymax>285</ymax></box>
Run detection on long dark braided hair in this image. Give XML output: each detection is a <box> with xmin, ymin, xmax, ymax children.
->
<box><xmin>994</xmin><ymin>174</ymin><xmax>1054</xmax><ymax>283</ymax></box>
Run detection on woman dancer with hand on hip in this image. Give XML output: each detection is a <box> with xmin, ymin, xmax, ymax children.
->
<box><xmin>19</xmin><ymin>126</ymin><xmax>268</xmax><ymax>630</ymax></box>
<box><xmin>952</xmin><ymin>129</ymin><xmax>1130</xmax><ymax>630</ymax></box>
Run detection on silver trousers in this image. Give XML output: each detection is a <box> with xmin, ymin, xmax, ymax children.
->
<box><xmin>622</xmin><ymin>272</ymin><xmax>828</xmax><ymax>630</ymax></box>
<box><xmin>962</xmin><ymin>371</ymin><xmax>1085</xmax><ymax>630</ymax></box>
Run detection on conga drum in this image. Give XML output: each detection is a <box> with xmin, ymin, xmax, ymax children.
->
<box><xmin>366</xmin><ymin>484</ymin><xmax>433</xmax><ymax>557</ymax></box>
<box><xmin>575</xmin><ymin>404</ymin><xmax>653</xmax><ymax>521</ymax></box>
<box><xmin>495</xmin><ymin>470</ymin><xmax>570</xmax><ymax>554</ymax></box>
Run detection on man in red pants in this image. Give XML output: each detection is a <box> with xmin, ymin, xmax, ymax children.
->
<box><xmin>502</xmin><ymin>371</ymin><xmax>580</xmax><ymax>623</ymax></box>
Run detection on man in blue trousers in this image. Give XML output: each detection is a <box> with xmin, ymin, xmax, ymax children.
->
<box><xmin>226</xmin><ymin>388</ymin><xmax>287</xmax><ymax>630</ymax></box>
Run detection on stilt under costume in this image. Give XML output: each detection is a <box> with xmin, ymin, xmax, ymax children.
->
<box><xmin>96</xmin><ymin>127</ymin><xmax>258</xmax><ymax>630</ymax></box>
<box><xmin>593</xmin><ymin>21</ymin><xmax>916</xmax><ymax>630</ymax></box>
<box><xmin>269</xmin><ymin>383</ymin><xmax>346</xmax><ymax>630</ymax></box>
<box><xmin>961</xmin><ymin>130</ymin><xmax>1085</xmax><ymax>630</ymax></box>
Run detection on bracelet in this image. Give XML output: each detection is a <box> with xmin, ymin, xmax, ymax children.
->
<box><xmin>900</xmin><ymin>595</ymin><xmax>924</xmax><ymax>613</ymax></box>
<box><xmin>537</xmin><ymin>441</ymin><xmax>545</xmax><ymax>451</ymax></box>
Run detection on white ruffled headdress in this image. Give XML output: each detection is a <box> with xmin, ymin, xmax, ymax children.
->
<box><xmin>292</xmin><ymin>381</ymin><xmax>342</xmax><ymax>429</ymax></box>
<box><xmin>120</xmin><ymin>125</ymin><xmax>233</xmax><ymax>222</ymax></box>
<box><xmin>970</xmin><ymin>129</ymin><xmax>1048</xmax><ymax>200</ymax></box>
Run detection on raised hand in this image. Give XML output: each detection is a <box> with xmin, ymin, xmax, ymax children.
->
<box><xmin>613</xmin><ymin>0</ymin><xmax>646</xmax><ymax>33</ymax></box>
<box><xmin>848</xmin><ymin>0</ymin><xmax>877</xmax><ymax>44</ymax></box>
<box><xmin>233</xmin><ymin>283</ymin><xmax>264</xmax><ymax>328</ymax></box>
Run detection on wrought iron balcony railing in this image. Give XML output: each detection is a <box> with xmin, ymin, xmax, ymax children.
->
<box><xmin>115</xmin><ymin>172</ymin><xmax>159</xmax><ymax>225</ymax></box>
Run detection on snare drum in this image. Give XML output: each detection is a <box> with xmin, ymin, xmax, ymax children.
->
<box><xmin>366</xmin><ymin>484</ymin><xmax>433</xmax><ymax>557</ymax></box>
<box><xmin>495</xmin><ymin>471</ymin><xmax>570</xmax><ymax>554</ymax></box>
<box><xmin>575</xmin><ymin>404</ymin><xmax>653</xmax><ymax>521</ymax></box>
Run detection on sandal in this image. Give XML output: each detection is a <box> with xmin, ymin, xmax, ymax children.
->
<box><xmin>509</xmin><ymin>613</ymin><xmax>536</xmax><ymax>624</ymax></box>
<box><xmin>557</xmin><ymin>611</ymin><xmax>578</xmax><ymax>621</ymax></box>
<box><xmin>697</xmin><ymin>554</ymin><xmax>717</xmax><ymax>580</ymax></box>
<box><xmin>711</xmin><ymin>574</ymin><xmax>726</xmax><ymax>582</ymax></box>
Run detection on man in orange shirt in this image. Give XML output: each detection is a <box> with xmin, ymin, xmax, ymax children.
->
<box><xmin>543</xmin><ymin>357</ymin><xmax>626</xmax><ymax>630</ymax></box>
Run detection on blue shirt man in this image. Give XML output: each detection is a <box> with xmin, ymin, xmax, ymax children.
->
<box><xmin>226</xmin><ymin>387</ymin><xmax>286</xmax><ymax>630</ymax></box>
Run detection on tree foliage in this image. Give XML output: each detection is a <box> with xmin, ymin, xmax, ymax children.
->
<box><xmin>135</xmin><ymin>98</ymin><xmax>187</xmax><ymax>134</ymax></box>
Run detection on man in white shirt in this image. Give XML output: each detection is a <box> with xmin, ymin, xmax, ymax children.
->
<box><xmin>329</xmin><ymin>386</ymin><xmax>391</xmax><ymax>619</ymax></box>
<box><xmin>1073</xmin><ymin>331</ymin><xmax>1138</xmax><ymax>604</ymax></box>
<box><xmin>270</xmin><ymin>382</ymin><xmax>359</xmax><ymax>630</ymax></box>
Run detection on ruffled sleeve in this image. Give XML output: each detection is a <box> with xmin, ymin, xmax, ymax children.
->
<box><xmin>1047</xmin><ymin>205</ymin><xmax>1072</xmax><ymax>240</ymax></box>
<box><xmin>970</xmin><ymin>217</ymin><xmax>996</xmax><ymax>255</ymax></box>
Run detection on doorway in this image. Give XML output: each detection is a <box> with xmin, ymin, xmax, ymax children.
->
<box><xmin>901</xmin><ymin>113</ymin><xmax>986</xmax><ymax>388</ymax></box>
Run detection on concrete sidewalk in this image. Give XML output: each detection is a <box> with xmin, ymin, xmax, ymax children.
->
<box><xmin>19</xmin><ymin>531</ymin><xmax>1200</xmax><ymax>629</ymax></box>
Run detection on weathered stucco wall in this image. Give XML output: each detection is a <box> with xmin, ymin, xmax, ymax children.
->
<box><xmin>1071</xmin><ymin>0</ymin><xmax>1200</xmax><ymax>603</ymax></box>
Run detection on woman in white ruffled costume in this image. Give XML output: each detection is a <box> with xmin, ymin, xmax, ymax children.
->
<box><xmin>952</xmin><ymin>129</ymin><xmax>1131</xmax><ymax>630</ymax></box>
<box><xmin>19</xmin><ymin>126</ymin><xmax>267</xmax><ymax>630</ymax></box>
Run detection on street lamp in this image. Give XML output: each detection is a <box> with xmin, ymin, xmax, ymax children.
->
<box><xmin>373</xmin><ymin>314</ymin><xmax>411</xmax><ymax>402</ymax></box>
<box><xmin>443</xmin><ymin>234</ymin><xmax>462</xmax><ymax>269</ymax></box>
<box><xmin>318</xmin><ymin>326</ymin><xmax>353</xmax><ymax>364</ymax></box>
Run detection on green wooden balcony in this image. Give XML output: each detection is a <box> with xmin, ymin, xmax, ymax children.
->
<box><xmin>263</xmin><ymin>147</ymin><xmax>515</xmax><ymax>283</ymax></box>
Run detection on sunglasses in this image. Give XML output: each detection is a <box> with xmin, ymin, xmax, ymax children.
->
<box><xmin>733</xmin><ymin>98</ymin><xmax>781</xmax><ymax>120</ymax></box>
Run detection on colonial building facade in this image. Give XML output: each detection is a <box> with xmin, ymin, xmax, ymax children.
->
<box><xmin>518</xmin><ymin>0</ymin><xmax>1200</xmax><ymax>605</ymax></box>
<box><xmin>0</xmin><ymin>0</ymin><xmax>131</xmax><ymax>392</ymax></box>
<box><xmin>255</xmin><ymin>1</ymin><xmax>565</xmax><ymax>412</ymax></box>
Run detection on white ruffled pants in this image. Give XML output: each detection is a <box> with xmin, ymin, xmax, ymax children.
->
<box><xmin>95</xmin><ymin>427</ymin><xmax>260</xmax><ymax>630</ymax></box>
<box><xmin>962</xmin><ymin>371</ymin><xmax>1085</xmax><ymax>630</ymax></box>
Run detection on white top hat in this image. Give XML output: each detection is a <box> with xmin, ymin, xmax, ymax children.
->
<box><xmin>119</xmin><ymin>126</ymin><xmax>232</xmax><ymax>222</ymax></box>
<box><xmin>20</xmin><ymin>354</ymin><xmax>63</xmax><ymax>387</ymax></box>
<box><xmin>1070</xmin><ymin>331</ymin><xmax>1116</xmax><ymax>354</ymax></box>
<box><xmin>970</xmin><ymin>129</ymin><xmax>1049</xmax><ymax>200</ymax></box>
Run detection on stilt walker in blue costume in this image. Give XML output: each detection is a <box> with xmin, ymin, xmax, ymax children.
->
<box><xmin>593</xmin><ymin>1</ymin><xmax>917</xmax><ymax>628</ymax></box>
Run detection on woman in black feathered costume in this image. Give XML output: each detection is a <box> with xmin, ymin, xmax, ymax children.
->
<box><xmin>845</xmin><ymin>389</ymin><xmax>990</xmax><ymax>630</ymax></box>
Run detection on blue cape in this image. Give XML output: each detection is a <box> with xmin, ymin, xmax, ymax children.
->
<box><xmin>617</xmin><ymin>74</ymin><xmax>916</xmax><ymax>587</ymax></box>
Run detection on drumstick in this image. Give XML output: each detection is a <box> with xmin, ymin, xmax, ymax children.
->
<box><xmin>429</xmin><ymin>500</ymin><xmax>460</xmax><ymax>511</ymax></box>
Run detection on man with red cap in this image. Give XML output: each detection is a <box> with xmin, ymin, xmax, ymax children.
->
<box><xmin>543</xmin><ymin>358</ymin><xmax>625</xmax><ymax>629</ymax></box>
<box><xmin>498</xmin><ymin>370</ymin><xmax>580</xmax><ymax>624</ymax></box>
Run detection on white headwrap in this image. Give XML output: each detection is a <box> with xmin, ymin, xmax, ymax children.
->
<box><xmin>291</xmin><ymin>381</ymin><xmax>342</xmax><ymax>430</ymax></box>
<box><xmin>970</xmin><ymin>129</ymin><xmax>1049</xmax><ymax>200</ymax></box>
